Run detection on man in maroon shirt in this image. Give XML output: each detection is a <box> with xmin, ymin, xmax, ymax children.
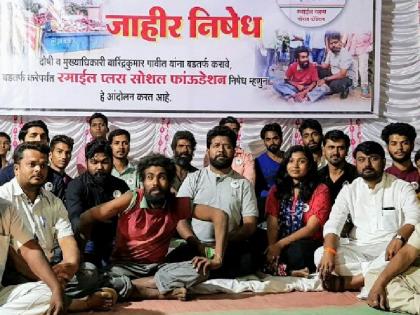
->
<box><xmin>274</xmin><ymin>46</ymin><xmax>326</xmax><ymax>102</ymax></box>
<box><xmin>381</xmin><ymin>123</ymin><xmax>419</xmax><ymax>191</ymax></box>
<box><xmin>79</xmin><ymin>154</ymin><xmax>228</xmax><ymax>301</ymax></box>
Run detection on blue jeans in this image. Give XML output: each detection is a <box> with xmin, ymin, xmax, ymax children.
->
<box><xmin>311</xmin><ymin>48</ymin><xmax>325</xmax><ymax>64</ymax></box>
<box><xmin>274</xmin><ymin>81</ymin><xmax>329</xmax><ymax>102</ymax></box>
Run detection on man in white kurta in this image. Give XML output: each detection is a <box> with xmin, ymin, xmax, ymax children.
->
<box><xmin>315</xmin><ymin>141</ymin><xmax>420</xmax><ymax>291</ymax></box>
<box><xmin>0</xmin><ymin>198</ymin><xmax>64</xmax><ymax>314</ymax></box>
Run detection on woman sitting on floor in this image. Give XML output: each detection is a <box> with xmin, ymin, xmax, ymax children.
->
<box><xmin>263</xmin><ymin>145</ymin><xmax>331</xmax><ymax>277</ymax></box>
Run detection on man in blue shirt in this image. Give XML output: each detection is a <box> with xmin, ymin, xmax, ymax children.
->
<box><xmin>255</xmin><ymin>123</ymin><xmax>284</xmax><ymax>220</ymax></box>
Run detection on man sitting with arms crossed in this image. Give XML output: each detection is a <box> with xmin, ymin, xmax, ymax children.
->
<box><xmin>1</xmin><ymin>143</ymin><xmax>116</xmax><ymax>312</ymax></box>
<box><xmin>79</xmin><ymin>154</ymin><xmax>228</xmax><ymax>301</ymax></box>
<box><xmin>316</xmin><ymin>141</ymin><xmax>420</xmax><ymax>292</ymax></box>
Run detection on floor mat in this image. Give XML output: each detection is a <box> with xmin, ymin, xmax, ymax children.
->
<box><xmin>74</xmin><ymin>291</ymin><xmax>388</xmax><ymax>315</ymax></box>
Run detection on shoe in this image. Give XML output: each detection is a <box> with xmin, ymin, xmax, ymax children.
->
<box><xmin>340</xmin><ymin>87</ymin><xmax>350</xmax><ymax>99</ymax></box>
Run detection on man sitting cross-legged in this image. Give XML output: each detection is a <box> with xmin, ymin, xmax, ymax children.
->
<box><xmin>1</xmin><ymin>143</ymin><xmax>116</xmax><ymax>312</ymax></box>
<box><xmin>316</xmin><ymin>141</ymin><xmax>420</xmax><ymax>292</ymax></box>
<box><xmin>79</xmin><ymin>154</ymin><xmax>228</xmax><ymax>301</ymax></box>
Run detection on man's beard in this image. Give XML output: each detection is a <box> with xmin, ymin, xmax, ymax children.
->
<box><xmin>174</xmin><ymin>153</ymin><xmax>193</xmax><ymax>168</ymax></box>
<box><xmin>300</xmin><ymin>61</ymin><xmax>309</xmax><ymax>69</ymax></box>
<box><xmin>307</xmin><ymin>143</ymin><xmax>322</xmax><ymax>153</ymax></box>
<box><xmin>145</xmin><ymin>188</ymin><xmax>169</xmax><ymax>208</ymax></box>
<box><xmin>327</xmin><ymin>155</ymin><xmax>345</xmax><ymax>167</ymax></box>
<box><xmin>390</xmin><ymin>151</ymin><xmax>411</xmax><ymax>164</ymax></box>
<box><xmin>359</xmin><ymin>167</ymin><xmax>383</xmax><ymax>181</ymax></box>
<box><xmin>92</xmin><ymin>172</ymin><xmax>110</xmax><ymax>185</ymax></box>
<box><xmin>267</xmin><ymin>144</ymin><xmax>280</xmax><ymax>154</ymax></box>
<box><xmin>209</xmin><ymin>154</ymin><xmax>233</xmax><ymax>170</ymax></box>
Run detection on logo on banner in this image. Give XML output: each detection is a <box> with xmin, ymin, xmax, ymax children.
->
<box><xmin>277</xmin><ymin>0</ymin><xmax>347</xmax><ymax>27</ymax></box>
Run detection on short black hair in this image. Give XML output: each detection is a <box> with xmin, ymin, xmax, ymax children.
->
<box><xmin>50</xmin><ymin>135</ymin><xmax>74</xmax><ymax>151</ymax></box>
<box><xmin>108</xmin><ymin>129</ymin><xmax>131</xmax><ymax>143</ymax></box>
<box><xmin>18</xmin><ymin>120</ymin><xmax>49</xmax><ymax>142</ymax></box>
<box><xmin>219</xmin><ymin>116</ymin><xmax>240</xmax><ymax>130</ymax></box>
<box><xmin>13</xmin><ymin>142</ymin><xmax>50</xmax><ymax>164</ymax></box>
<box><xmin>352</xmin><ymin>141</ymin><xmax>385</xmax><ymax>159</ymax></box>
<box><xmin>323</xmin><ymin>130</ymin><xmax>350</xmax><ymax>148</ymax></box>
<box><xmin>85</xmin><ymin>139</ymin><xmax>112</xmax><ymax>160</ymax></box>
<box><xmin>327</xmin><ymin>31</ymin><xmax>341</xmax><ymax>42</ymax></box>
<box><xmin>381</xmin><ymin>123</ymin><xmax>417</xmax><ymax>144</ymax></box>
<box><xmin>171</xmin><ymin>130</ymin><xmax>197</xmax><ymax>152</ymax></box>
<box><xmin>88</xmin><ymin>112</ymin><xmax>108</xmax><ymax>127</ymax></box>
<box><xmin>0</xmin><ymin>132</ymin><xmax>11</xmax><ymax>143</ymax></box>
<box><xmin>137</xmin><ymin>153</ymin><xmax>176</xmax><ymax>184</ymax></box>
<box><xmin>206</xmin><ymin>125</ymin><xmax>237</xmax><ymax>149</ymax></box>
<box><xmin>260</xmin><ymin>123</ymin><xmax>283</xmax><ymax>140</ymax></box>
<box><xmin>415</xmin><ymin>149</ymin><xmax>420</xmax><ymax>163</ymax></box>
<box><xmin>294</xmin><ymin>46</ymin><xmax>310</xmax><ymax>59</ymax></box>
<box><xmin>299</xmin><ymin>119</ymin><xmax>323</xmax><ymax>136</ymax></box>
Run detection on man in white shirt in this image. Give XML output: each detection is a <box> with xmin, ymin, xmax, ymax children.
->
<box><xmin>1</xmin><ymin>143</ymin><xmax>116</xmax><ymax>312</ymax></box>
<box><xmin>316</xmin><ymin>141</ymin><xmax>419</xmax><ymax>292</ymax></box>
<box><xmin>0</xmin><ymin>198</ymin><xmax>64</xmax><ymax>314</ymax></box>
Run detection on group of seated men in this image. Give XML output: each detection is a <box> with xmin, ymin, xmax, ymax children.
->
<box><xmin>0</xmin><ymin>113</ymin><xmax>419</xmax><ymax>314</ymax></box>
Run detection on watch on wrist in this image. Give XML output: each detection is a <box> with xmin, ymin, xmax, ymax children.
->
<box><xmin>394</xmin><ymin>234</ymin><xmax>406</xmax><ymax>244</ymax></box>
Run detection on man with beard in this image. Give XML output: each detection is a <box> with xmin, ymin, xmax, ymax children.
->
<box><xmin>65</xmin><ymin>139</ymin><xmax>129</xmax><ymax>268</ymax></box>
<box><xmin>317</xmin><ymin>32</ymin><xmax>355</xmax><ymax>99</ymax></box>
<box><xmin>318</xmin><ymin>130</ymin><xmax>357</xmax><ymax>202</ymax></box>
<box><xmin>299</xmin><ymin>119</ymin><xmax>327</xmax><ymax>169</ymax></box>
<box><xmin>0</xmin><ymin>143</ymin><xmax>115</xmax><ymax>312</ymax></box>
<box><xmin>381</xmin><ymin>123</ymin><xmax>419</xmax><ymax>191</ymax></box>
<box><xmin>109</xmin><ymin>129</ymin><xmax>140</xmax><ymax>190</ymax></box>
<box><xmin>172</xmin><ymin>126</ymin><xmax>259</xmax><ymax>278</ymax></box>
<box><xmin>316</xmin><ymin>141</ymin><xmax>420</xmax><ymax>292</ymax></box>
<box><xmin>255</xmin><ymin>123</ymin><xmax>284</xmax><ymax>219</ymax></box>
<box><xmin>170</xmin><ymin>131</ymin><xmax>198</xmax><ymax>193</ymax></box>
<box><xmin>78</xmin><ymin>154</ymin><xmax>228</xmax><ymax>301</ymax></box>
<box><xmin>274</xmin><ymin>46</ymin><xmax>327</xmax><ymax>102</ymax></box>
<box><xmin>203</xmin><ymin>116</ymin><xmax>255</xmax><ymax>185</ymax></box>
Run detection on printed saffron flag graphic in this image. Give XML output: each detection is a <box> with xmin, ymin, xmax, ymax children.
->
<box><xmin>0</xmin><ymin>0</ymin><xmax>380</xmax><ymax>117</ymax></box>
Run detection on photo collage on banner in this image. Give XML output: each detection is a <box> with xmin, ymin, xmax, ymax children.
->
<box><xmin>0</xmin><ymin>0</ymin><xmax>380</xmax><ymax>117</ymax></box>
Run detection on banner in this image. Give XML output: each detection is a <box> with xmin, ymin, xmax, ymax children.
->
<box><xmin>0</xmin><ymin>0</ymin><xmax>381</xmax><ymax>117</ymax></box>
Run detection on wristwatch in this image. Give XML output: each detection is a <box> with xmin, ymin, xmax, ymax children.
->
<box><xmin>393</xmin><ymin>234</ymin><xmax>407</xmax><ymax>244</ymax></box>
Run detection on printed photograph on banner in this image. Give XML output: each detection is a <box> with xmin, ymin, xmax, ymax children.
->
<box><xmin>255</xmin><ymin>0</ymin><xmax>375</xmax><ymax>112</ymax></box>
<box><xmin>0</xmin><ymin>0</ymin><xmax>380</xmax><ymax>117</ymax></box>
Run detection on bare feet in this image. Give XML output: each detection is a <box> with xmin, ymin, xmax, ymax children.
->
<box><xmin>163</xmin><ymin>288</ymin><xmax>188</xmax><ymax>301</ymax></box>
<box><xmin>68</xmin><ymin>287</ymin><xmax>117</xmax><ymax>312</ymax></box>
<box><xmin>290</xmin><ymin>267</ymin><xmax>310</xmax><ymax>278</ymax></box>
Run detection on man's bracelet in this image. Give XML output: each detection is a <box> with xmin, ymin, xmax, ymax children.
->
<box><xmin>324</xmin><ymin>247</ymin><xmax>337</xmax><ymax>255</ymax></box>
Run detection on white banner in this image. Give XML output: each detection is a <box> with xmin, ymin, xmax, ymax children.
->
<box><xmin>0</xmin><ymin>0</ymin><xmax>380</xmax><ymax>117</ymax></box>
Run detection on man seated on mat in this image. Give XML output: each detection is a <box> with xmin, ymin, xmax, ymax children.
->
<box><xmin>169</xmin><ymin>126</ymin><xmax>260</xmax><ymax>279</ymax></box>
<box><xmin>315</xmin><ymin>141</ymin><xmax>420</xmax><ymax>292</ymax></box>
<box><xmin>79</xmin><ymin>154</ymin><xmax>228</xmax><ymax>301</ymax></box>
<box><xmin>1</xmin><ymin>143</ymin><xmax>116</xmax><ymax>312</ymax></box>
<box><xmin>366</xmin><ymin>222</ymin><xmax>420</xmax><ymax>314</ymax></box>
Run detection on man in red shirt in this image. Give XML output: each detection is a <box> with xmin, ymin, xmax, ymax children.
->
<box><xmin>274</xmin><ymin>46</ymin><xmax>326</xmax><ymax>102</ymax></box>
<box><xmin>79</xmin><ymin>154</ymin><xmax>228</xmax><ymax>301</ymax></box>
<box><xmin>381</xmin><ymin>123</ymin><xmax>419</xmax><ymax>192</ymax></box>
